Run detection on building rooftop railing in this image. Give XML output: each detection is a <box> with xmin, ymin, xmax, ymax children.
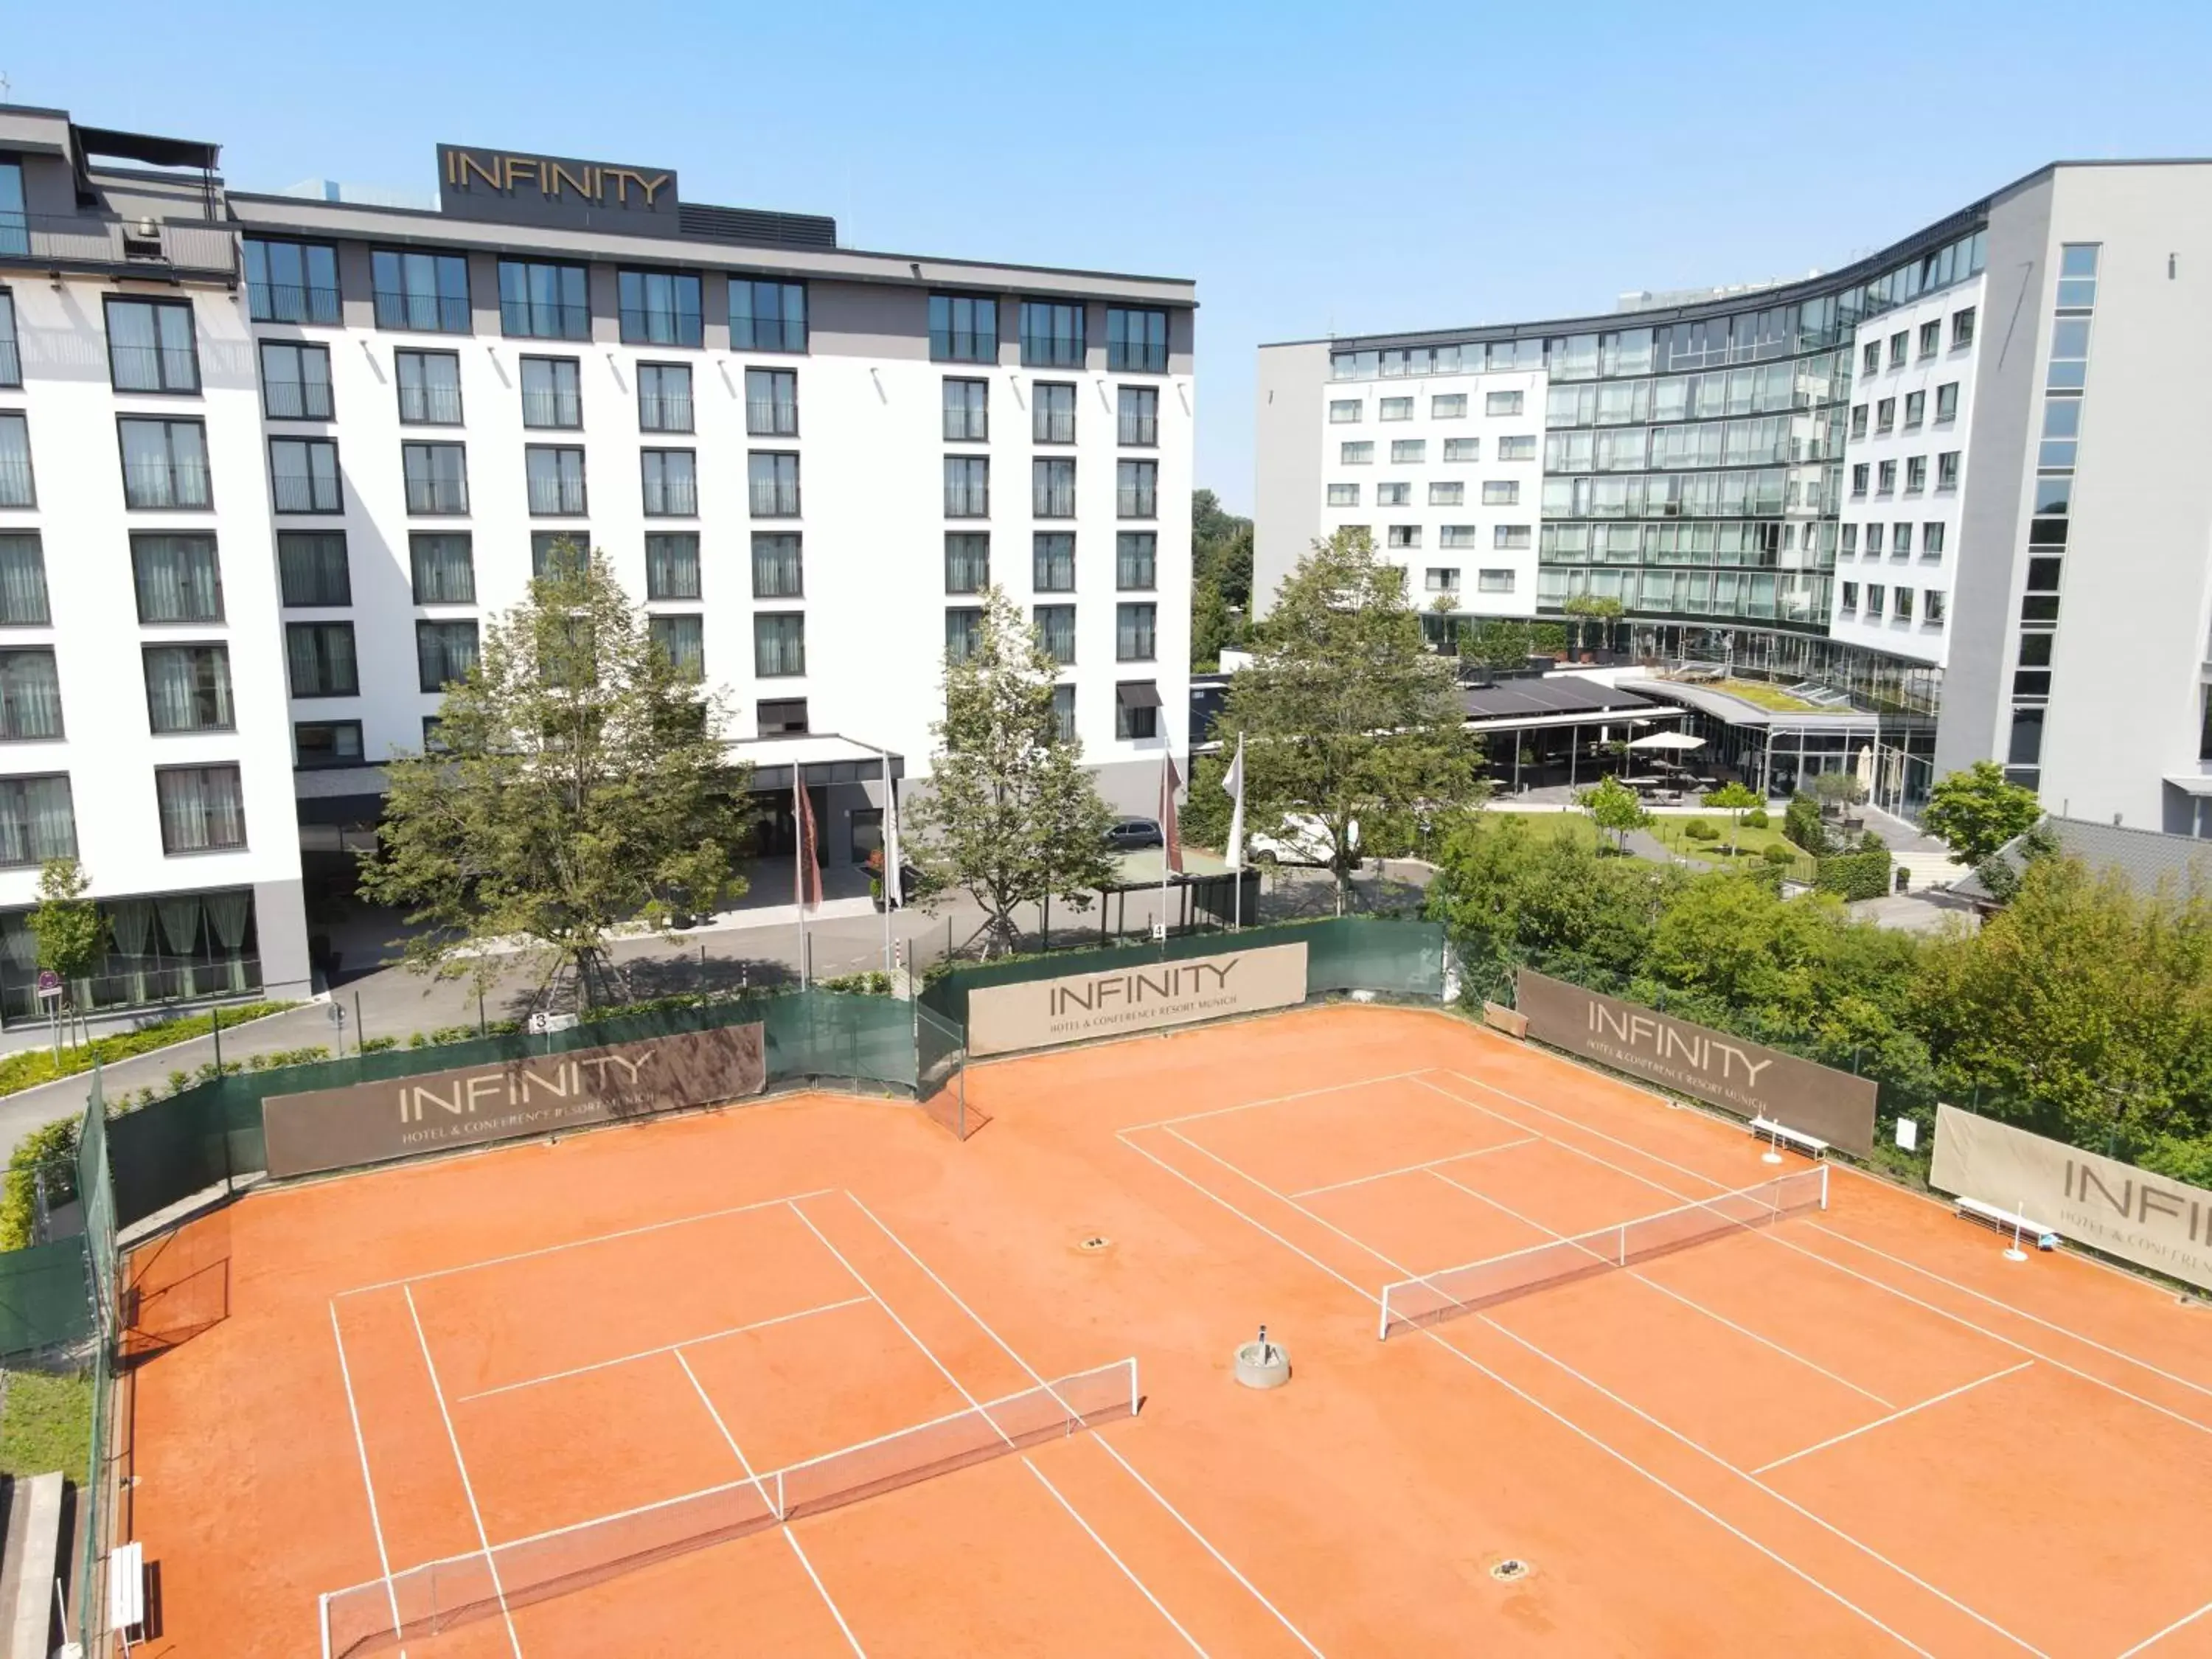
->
<box><xmin>0</xmin><ymin>214</ymin><xmax>236</xmax><ymax>281</ymax></box>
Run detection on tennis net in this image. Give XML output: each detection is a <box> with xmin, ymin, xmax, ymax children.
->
<box><xmin>1377</xmin><ymin>1165</ymin><xmax>1828</xmax><ymax>1339</ymax></box>
<box><xmin>320</xmin><ymin>1356</ymin><xmax>1138</xmax><ymax>1658</ymax></box>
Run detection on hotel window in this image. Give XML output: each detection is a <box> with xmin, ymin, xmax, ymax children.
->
<box><xmin>1918</xmin><ymin>321</ymin><xmax>1940</xmax><ymax>360</ymax></box>
<box><xmin>1115</xmin><ymin>681</ymin><xmax>1160</xmax><ymax>740</ymax></box>
<box><xmin>944</xmin><ymin>533</ymin><xmax>989</xmax><ymax>594</ymax></box>
<box><xmin>1895</xmin><ymin>588</ymin><xmax>1914</xmax><ymax>625</ymax></box>
<box><xmin>415</xmin><ymin>619</ymin><xmax>479</xmax><ymax>691</ymax></box>
<box><xmin>618</xmin><ymin>269</ymin><xmax>702</xmax><ymax>347</ymax></box>
<box><xmin>1034</xmin><ymin>458</ymin><xmax>1077</xmax><ymax>518</ymax></box>
<box><xmin>0</xmin><ymin>293</ymin><xmax>15</xmax><ymax>387</ymax></box>
<box><xmin>1034</xmin><ymin>382</ymin><xmax>1077</xmax><ymax>444</ymax></box>
<box><xmin>743</xmin><ymin>367</ymin><xmax>796</xmax><ymax>437</ymax></box>
<box><xmin>1887</xmin><ymin>331</ymin><xmax>1907</xmax><ymax>370</ymax></box>
<box><xmin>1439</xmin><ymin>526</ymin><xmax>1477</xmax><ymax>549</ymax></box>
<box><xmin>395</xmin><ymin>349</ymin><xmax>462</xmax><ymax>425</ymax></box>
<box><xmin>1033</xmin><ymin>534</ymin><xmax>1075</xmax><ymax>591</ymax></box>
<box><xmin>521</xmin><ymin>447</ymin><xmax>585</xmax><ymax>516</ymax></box>
<box><xmin>630</xmin><ymin>361</ymin><xmax>694</xmax><ymax>433</ymax></box>
<box><xmin>1935</xmin><ymin>383</ymin><xmax>1959</xmax><ymax>425</ymax></box>
<box><xmin>295</xmin><ymin>721</ymin><xmax>364</xmax><ymax>770</ymax></box>
<box><xmin>1329</xmin><ymin>400</ymin><xmax>1363</xmax><ymax>424</ymax></box>
<box><xmin>1925</xmin><ymin>589</ymin><xmax>1946</xmax><ymax>625</ymax></box>
<box><xmin>143</xmin><ymin>644</ymin><xmax>233</xmax><ymax>733</ymax></box>
<box><xmin>260</xmin><ymin>341</ymin><xmax>334</xmax><ymax>421</ymax></box>
<box><xmin>943</xmin><ymin>379</ymin><xmax>989</xmax><ymax>442</ymax></box>
<box><xmin>1905</xmin><ymin>456</ymin><xmax>1927</xmax><ymax>495</ymax></box>
<box><xmin>1855</xmin><ymin>341</ymin><xmax>1877</xmax><ymax>378</ymax></box>
<box><xmin>1864</xmin><ymin>584</ymin><xmax>1885</xmax><ymax>621</ymax></box>
<box><xmin>1377</xmin><ymin>483</ymin><xmax>1411</xmax><ymax>507</ymax></box>
<box><xmin>270</xmin><ymin>437</ymin><xmax>341</xmax><ymax>514</ymax></box>
<box><xmin>1020</xmin><ymin>302</ymin><xmax>1085</xmax><ymax>369</ymax></box>
<box><xmin>1849</xmin><ymin>404</ymin><xmax>1868</xmax><ymax>441</ymax></box>
<box><xmin>105</xmin><ymin>298</ymin><xmax>201</xmax><ymax>394</ymax></box>
<box><xmin>532</xmin><ymin>533</ymin><xmax>588</xmax><ymax>579</ymax></box>
<box><xmin>1034</xmin><ymin>605</ymin><xmax>1076</xmax><ymax>666</ymax></box>
<box><xmin>0</xmin><ymin>652</ymin><xmax>61</xmax><ymax>739</ymax></box>
<box><xmin>1340</xmin><ymin>441</ymin><xmax>1374</xmax><ymax>465</ymax></box>
<box><xmin>2047</xmin><ymin>316</ymin><xmax>2092</xmax><ymax>393</ymax></box>
<box><xmin>641</xmin><ymin>450</ymin><xmax>698</xmax><ymax>517</ymax></box>
<box><xmin>1496</xmin><ymin>435</ymin><xmax>1535</xmax><ymax>461</ymax></box>
<box><xmin>1327</xmin><ymin>483</ymin><xmax>1360</xmax><ymax>507</ymax></box>
<box><xmin>1495</xmin><ymin>525</ymin><xmax>1531</xmax><ymax>550</ymax></box>
<box><xmin>1840</xmin><ymin>524</ymin><xmax>1858</xmax><ymax>557</ymax></box>
<box><xmin>498</xmin><ymin>260</ymin><xmax>589</xmax><ymax>340</ymax></box>
<box><xmin>372</xmin><ymin>249</ymin><xmax>471</xmax><ymax>333</ymax></box>
<box><xmin>1105</xmin><ymin>307</ymin><xmax>1167</xmax><ymax>372</ymax></box>
<box><xmin>755</xmin><ymin>613</ymin><xmax>806</xmax><ymax>678</ymax></box>
<box><xmin>1379</xmin><ymin>398</ymin><xmax>1413</xmax><ymax>422</ymax></box>
<box><xmin>0</xmin><ymin>536</ymin><xmax>46</xmax><ymax>625</ymax></box>
<box><xmin>1937</xmin><ymin>451</ymin><xmax>1961</xmax><ymax>491</ymax></box>
<box><xmin>1903</xmin><ymin>391</ymin><xmax>1924</xmax><ymax>431</ymax></box>
<box><xmin>520</xmin><ymin>357</ymin><xmax>582</xmax><ymax>429</ymax></box>
<box><xmin>1432</xmin><ymin>394</ymin><xmax>1468</xmax><ymax>420</ymax></box>
<box><xmin>731</xmin><ymin>280</ymin><xmax>807</xmax><ymax>352</ymax></box>
<box><xmin>1875</xmin><ymin>397</ymin><xmax>1895</xmax><ymax>434</ymax></box>
<box><xmin>287</xmin><ymin>621</ymin><xmax>358</xmax><ymax>698</ymax></box>
<box><xmin>1443</xmin><ymin>437</ymin><xmax>1478</xmax><ymax>462</ymax></box>
<box><xmin>155</xmin><ymin>765</ymin><xmax>246</xmax><ymax>854</ymax></box>
<box><xmin>648</xmin><ymin>615</ymin><xmax>704</xmax><ymax>679</ymax></box>
<box><xmin>1478</xmin><ymin>568</ymin><xmax>1514</xmax><ymax>593</ymax></box>
<box><xmin>2056</xmin><ymin>243</ymin><xmax>2099</xmax><ymax>310</ymax></box>
<box><xmin>750</xmin><ymin>533</ymin><xmax>803</xmax><ymax>599</ymax></box>
<box><xmin>1386</xmin><ymin>526</ymin><xmax>1421</xmax><ymax>549</ymax></box>
<box><xmin>1876</xmin><ymin>459</ymin><xmax>1896</xmax><ymax>496</ymax></box>
<box><xmin>409</xmin><ymin>533</ymin><xmax>475</xmax><ymax>603</ymax></box>
<box><xmin>1893</xmin><ymin>523</ymin><xmax>1912</xmax><ymax>556</ymax></box>
<box><xmin>276</xmin><ymin>532</ymin><xmax>349</xmax><ymax>607</ymax></box>
<box><xmin>942</xmin><ymin>456</ymin><xmax>988</xmax><ymax>518</ymax></box>
<box><xmin>647</xmin><ymin>532</ymin><xmax>702</xmax><ymax>601</ymax></box>
<box><xmin>1423</xmin><ymin>567</ymin><xmax>1458</xmax><ymax>592</ymax></box>
<box><xmin>1390</xmin><ymin>440</ymin><xmax>1425</xmax><ymax>465</ymax></box>
<box><xmin>0</xmin><ymin>775</ymin><xmax>73</xmax><ymax>865</ymax></box>
<box><xmin>1486</xmin><ymin>391</ymin><xmax>1523</xmax><ymax>417</ymax></box>
<box><xmin>930</xmin><ymin>294</ymin><xmax>998</xmax><ymax>364</ymax></box>
<box><xmin>1951</xmin><ymin>307</ymin><xmax>1976</xmax><ymax>350</ymax></box>
<box><xmin>403</xmin><ymin>442</ymin><xmax>470</xmax><ymax>515</ymax></box>
<box><xmin>945</xmin><ymin>608</ymin><xmax>983</xmax><ymax>664</ymax></box>
<box><xmin>1840</xmin><ymin>581</ymin><xmax>1859</xmax><ymax>614</ymax></box>
<box><xmin>1921</xmin><ymin>522</ymin><xmax>1945</xmax><ymax>557</ymax></box>
<box><xmin>1051</xmin><ymin>685</ymin><xmax>1075</xmax><ymax>744</ymax></box>
<box><xmin>1851</xmin><ymin>463</ymin><xmax>1869</xmax><ymax>498</ymax></box>
<box><xmin>131</xmin><ymin>533</ymin><xmax>223</xmax><ymax>623</ymax></box>
<box><xmin>757</xmin><ymin>698</ymin><xmax>809</xmax><ymax>737</ymax></box>
<box><xmin>118</xmin><ymin>418</ymin><xmax>209</xmax><ymax>509</ymax></box>
<box><xmin>0</xmin><ymin>165</ymin><xmax>19</xmax><ymax>256</ymax></box>
<box><xmin>1116</xmin><ymin>602</ymin><xmax>1156</xmax><ymax>662</ymax></box>
<box><xmin>1481</xmin><ymin>480</ymin><xmax>1518</xmax><ymax>506</ymax></box>
<box><xmin>1865</xmin><ymin>524</ymin><xmax>1883</xmax><ymax>556</ymax></box>
<box><xmin>1116</xmin><ymin>460</ymin><xmax>1158</xmax><ymax>519</ymax></box>
<box><xmin>1116</xmin><ymin>532</ymin><xmax>1155</xmax><ymax>591</ymax></box>
<box><xmin>2022</xmin><ymin>558</ymin><xmax>2063</xmax><ymax>623</ymax></box>
<box><xmin>1118</xmin><ymin>386</ymin><xmax>1158</xmax><ymax>447</ymax></box>
<box><xmin>246</xmin><ymin>237</ymin><xmax>340</xmax><ymax>324</ymax></box>
<box><xmin>1430</xmin><ymin>481</ymin><xmax>1464</xmax><ymax>507</ymax></box>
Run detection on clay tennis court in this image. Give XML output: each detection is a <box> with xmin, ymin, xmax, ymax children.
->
<box><xmin>119</xmin><ymin>1004</ymin><xmax>2212</xmax><ymax>1656</ymax></box>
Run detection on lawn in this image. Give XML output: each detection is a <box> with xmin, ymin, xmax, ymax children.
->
<box><xmin>0</xmin><ymin>1368</ymin><xmax>91</xmax><ymax>1478</ymax></box>
<box><xmin>1708</xmin><ymin>678</ymin><xmax>1827</xmax><ymax>713</ymax></box>
<box><xmin>1647</xmin><ymin>814</ymin><xmax>1817</xmax><ymax>873</ymax></box>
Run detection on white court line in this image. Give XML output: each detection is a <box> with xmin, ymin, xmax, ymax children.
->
<box><xmin>1150</xmin><ymin>1130</ymin><xmax>2040</xmax><ymax>1656</ymax></box>
<box><xmin>458</xmin><ymin>1296</ymin><xmax>870</xmax><ymax>1402</ymax></box>
<box><xmin>843</xmin><ymin>1192</ymin><xmax>1327</xmax><ymax>1658</ymax></box>
<box><xmin>2117</xmin><ymin>1593</ymin><xmax>2212</xmax><ymax>1658</ymax></box>
<box><xmin>1423</xmin><ymin>1166</ymin><xmax>1894</xmax><ymax>1409</ymax></box>
<box><xmin>1113</xmin><ymin>1128</ymin><xmax>1930</xmax><ymax>1656</ymax></box>
<box><xmin>1022</xmin><ymin>1455</ymin><xmax>1208</xmax><ymax>1655</ymax></box>
<box><xmin>336</xmin><ymin>1187</ymin><xmax>838</xmax><ymax>1298</ymax></box>
<box><xmin>1165</xmin><ymin>1127</ymin><xmax>1412</xmax><ymax>1276</ymax></box>
<box><xmin>782</xmin><ymin>1532</ymin><xmax>868</xmax><ymax>1658</ymax></box>
<box><xmin>403</xmin><ymin>1285</ymin><xmax>523</xmax><ymax>1659</ymax></box>
<box><xmin>1124</xmin><ymin>1069</ymin><xmax>1433</xmax><ymax>1135</ymax></box>
<box><xmin>1752</xmin><ymin>1363</ymin><xmax>2034</xmax><ymax>1476</ymax></box>
<box><xmin>327</xmin><ymin>1302</ymin><xmax>407</xmax><ymax>1655</ymax></box>
<box><xmin>1290</xmin><ymin>1136</ymin><xmax>1539</xmax><ymax>1198</ymax></box>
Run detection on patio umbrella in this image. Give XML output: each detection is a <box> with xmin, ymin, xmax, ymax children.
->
<box><xmin>1627</xmin><ymin>731</ymin><xmax>1705</xmax><ymax>751</ymax></box>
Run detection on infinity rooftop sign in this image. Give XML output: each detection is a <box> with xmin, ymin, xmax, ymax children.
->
<box><xmin>437</xmin><ymin>144</ymin><xmax>679</xmax><ymax>228</ymax></box>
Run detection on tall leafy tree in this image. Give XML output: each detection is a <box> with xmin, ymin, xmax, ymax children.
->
<box><xmin>906</xmin><ymin>586</ymin><xmax>1116</xmax><ymax>955</ymax></box>
<box><xmin>1190</xmin><ymin>488</ymin><xmax>1253</xmax><ymax>668</ymax></box>
<box><xmin>1921</xmin><ymin>760</ymin><xmax>2045</xmax><ymax>866</ymax></box>
<box><xmin>1577</xmin><ymin>776</ymin><xmax>1649</xmax><ymax>854</ymax></box>
<box><xmin>1705</xmin><ymin>781</ymin><xmax>1762</xmax><ymax>855</ymax></box>
<box><xmin>1215</xmin><ymin>529</ymin><xmax>1481</xmax><ymax>911</ymax></box>
<box><xmin>358</xmin><ymin>547</ymin><xmax>751</xmax><ymax>1005</ymax></box>
<box><xmin>29</xmin><ymin>857</ymin><xmax>106</xmax><ymax>1046</ymax></box>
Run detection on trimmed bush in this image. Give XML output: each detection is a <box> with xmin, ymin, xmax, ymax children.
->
<box><xmin>1783</xmin><ymin>794</ymin><xmax>1828</xmax><ymax>855</ymax></box>
<box><xmin>1745</xmin><ymin>808</ymin><xmax>1770</xmax><ymax>829</ymax></box>
<box><xmin>1683</xmin><ymin>820</ymin><xmax>1719</xmax><ymax>842</ymax></box>
<box><xmin>1815</xmin><ymin>848</ymin><xmax>1893</xmax><ymax>902</ymax></box>
<box><xmin>1761</xmin><ymin>844</ymin><xmax>1797</xmax><ymax>866</ymax></box>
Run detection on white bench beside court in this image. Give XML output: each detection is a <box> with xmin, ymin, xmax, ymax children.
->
<box><xmin>1955</xmin><ymin>1195</ymin><xmax>2062</xmax><ymax>1249</ymax></box>
<box><xmin>1749</xmin><ymin>1116</ymin><xmax>1827</xmax><ymax>1160</ymax></box>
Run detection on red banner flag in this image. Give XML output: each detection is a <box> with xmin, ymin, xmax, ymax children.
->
<box><xmin>794</xmin><ymin>780</ymin><xmax>823</xmax><ymax>910</ymax></box>
<box><xmin>1159</xmin><ymin>756</ymin><xmax>1183</xmax><ymax>876</ymax></box>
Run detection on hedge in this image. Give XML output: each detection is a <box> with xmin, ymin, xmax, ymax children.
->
<box><xmin>0</xmin><ymin>1000</ymin><xmax>297</xmax><ymax>1100</ymax></box>
<box><xmin>1815</xmin><ymin>849</ymin><xmax>1893</xmax><ymax>902</ymax></box>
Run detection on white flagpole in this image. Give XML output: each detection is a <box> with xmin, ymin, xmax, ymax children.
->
<box><xmin>880</xmin><ymin>747</ymin><xmax>899</xmax><ymax>980</ymax></box>
<box><xmin>793</xmin><ymin>771</ymin><xmax>808</xmax><ymax>991</ymax></box>
<box><xmin>1224</xmin><ymin>734</ymin><xmax>1246</xmax><ymax>932</ymax></box>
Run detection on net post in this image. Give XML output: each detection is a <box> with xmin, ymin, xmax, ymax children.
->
<box><xmin>1616</xmin><ymin>1223</ymin><xmax>1627</xmax><ymax>1267</ymax></box>
<box><xmin>1377</xmin><ymin>1287</ymin><xmax>1391</xmax><ymax>1343</ymax></box>
<box><xmin>1127</xmin><ymin>1357</ymin><xmax>1138</xmax><ymax>1418</ymax></box>
<box><xmin>775</xmin><ymin>1469</ymin><xmax>785</xmax><ymax>1521</ymax></box>
<box><xmin>1820</xmin><ymin>1161</ymin><xmax>1830</xmax><ymax>1210</ymax></box>
<box><xmin>319</xmin><ymin>1591</ymin><xmax>333</xmax><ymax>1659</ymax></box>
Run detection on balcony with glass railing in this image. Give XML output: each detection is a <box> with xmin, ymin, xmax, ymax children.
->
<box><xmin>398</xmin><ymin>383</ymin><xmax>465</xmax><ymax>425</ymax></box>
<box><xmin>745</xmin><ymin>399</ymin><xmax>797</xmax><ymax>437</ymax></box>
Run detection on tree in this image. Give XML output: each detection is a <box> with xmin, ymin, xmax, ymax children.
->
<box><xmin>1560</xmin><ymin>593</ymin><xmax>1623</xmax><ymax>656</ymax></box>
<box><xmin>1213</xmin><ymin>529</ymin><xmax>1482</xmax><ymax>911</ymax></box>
<box><xmin>1808</xmin><ymin>770</ymin><xmax>1868</xmax><ymax>821</ymax></box>
<box><xmin>905</xmin><ymin>586</ymin><xmax>1116</xmax><ymax>955</ymax></box>
<box><xmin>29</xmin><ymin>858</ymin><xmax>105</xmax><ymax>1047</ymax></box>
<box><xmin>1921</xmin><ymin>760</ymin><xmax>2045</xmax><ymax>866</ymax></box>
<box><xmin>1705</xmin><ymin>781</ymin><xmax>1762</xmax><ymax>856</ymax></box>
<box><xmin>1190</xmin><ymin>489</ymin><xmax>1253</xmax><ymax>668</ymax></box>
<box><xmin>358</xmin><ymin>546</ymin><xmax>752</xmax><ymax>1006</ymax></box>
<box><xmin>1577</xmin><ymin>776</ymin><xmax>1649</xmax><ymax>854</ymax></box>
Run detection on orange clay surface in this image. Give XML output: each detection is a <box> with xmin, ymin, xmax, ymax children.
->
<box><xmin>119</xmin><ymin>1004</ymin><xmax>2212</xmax><ymax>1657</ymax></box>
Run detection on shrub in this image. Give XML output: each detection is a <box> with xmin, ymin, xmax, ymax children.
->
<box><xmin>1683</xmin><ymin>819</ymin><xmax>1719</xmax><ymax>842</ymax></box>
<box><xmin>406</xmin><ymin>1032</ymin><xmax>431</xmax><ymax>1049</ymax></box>
<box><xmin>1783</xmin><ymin>794</ymin><xmax>1829</xmax><ymax>856</ymax></box>
<box><xmin>429</xmin><ymin>1025</ymin><xmax>479</xmax><ymax>1046</ymax></box>
<box><xmin>0</xmin><ymin>1119</ymin><xmax>77</xmax><ymax>1252</ymax></box>
<box><xmin>1815</xmin><ymin>848</ymin><xmax>1892</xmax><ymax>902</ymax></box>
<box><xmin>358</xmin><ymin>1035</ymin><xmax>398</xmax><ymax>1054</ymax></box>
<box><xmin>1761</xmin><ymin>844</ymin><xmax>1797</xmax><ymax>866</ymax></box>
<box><xmin>1745</xmin><ymin>808</ymin><xmax>1770</xmax><ymax>829</ymax></box>
<box><xmin>0</xmin><ymin>999</ymin><xmax>297</xmax><ymax>1099</ymax></box>
<box><xmin>819</xmin><ymin>971</ymin><xmax>892</xmax><ymax>995</ymax></box>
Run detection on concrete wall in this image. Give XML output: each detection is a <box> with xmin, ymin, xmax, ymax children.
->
<box><xmin>1253</xmin><ymin>341</ymin><xmax>1329</xmax><ymax>616</ymax></box>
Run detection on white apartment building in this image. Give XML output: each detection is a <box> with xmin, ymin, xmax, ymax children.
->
<box><xmin>0</xmin><ymin>111</ymin><xmax>1194</xmax><ymax>1026</ymax></box>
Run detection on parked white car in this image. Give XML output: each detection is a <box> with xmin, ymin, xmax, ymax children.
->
<box><xmin>1249</xmin><ymin>814</ymin><xmax>1359</xmax><ymax>866</ymax></box>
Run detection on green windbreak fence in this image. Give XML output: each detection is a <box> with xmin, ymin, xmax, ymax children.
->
<box><xmin>0</xmin><ymin>1237</ymin><xmax>92</xmax><ymax>1355</ymax></box>
<box><xmin>919</xmin><ymin>916</ymin><xmax>1447</xmax><ymax>1026</ymax></box>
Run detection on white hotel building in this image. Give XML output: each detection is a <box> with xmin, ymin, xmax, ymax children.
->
<box><xmin>0</xmin><ymin>109</ymin><xmax>1194</xmax><ymax>1025</ymax></box>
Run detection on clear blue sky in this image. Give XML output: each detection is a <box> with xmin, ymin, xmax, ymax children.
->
<box><xmin>13</xmin><ymin>1</ymin><xmax>2208</xmax><ymax>513</ymax></box>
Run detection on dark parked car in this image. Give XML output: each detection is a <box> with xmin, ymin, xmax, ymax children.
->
<box><xmin>1105</xmin><ymin>816</ymin><xmax>1164</xmax><ymax>852</ymax></box>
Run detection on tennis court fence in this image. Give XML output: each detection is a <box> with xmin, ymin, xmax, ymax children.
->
<box><xmin>318</xmin><ymin>1355</ymin><xmax>1139</xmax><ymax>1658</ymax></box>
<box><xmin>1377</xmin><ymin>1165</ymin><xmax>1829</xmax><ymax>1339</ymax></box>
